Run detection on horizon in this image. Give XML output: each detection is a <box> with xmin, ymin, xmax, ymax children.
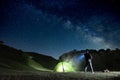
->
<box><xmin>1</xmin><ymin>42</ymin><xmax>119</xmax><ymax>59</ymax></box>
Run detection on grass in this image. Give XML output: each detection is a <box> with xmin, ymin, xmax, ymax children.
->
<box><xmin>0</xmin><ymin>71</ymin><xmax>120</xmax><ymax>80</ymax></box>
<box><xmin>28</xmin><ymin>58</ymin><xmax>52</xmax><ymax>71</ymax></box>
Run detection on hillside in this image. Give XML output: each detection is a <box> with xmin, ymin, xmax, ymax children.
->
<box><xmin>60</xmin><ymin>49</ymin><xmax>120</xmax><ymax>71</ymax></box>
<box><xmin>0</xmin><ymin>43</ymin><xmax>58</xmax><ymax>72</ymax></box>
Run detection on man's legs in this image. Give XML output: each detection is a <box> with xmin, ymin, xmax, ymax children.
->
<box><xmin>85</xmin><ymin>62</ymin><xmax>89</xmax><ymax>72</ymax></box>
<box><xmin>89</xmin><ymin>59</ymin><xmax>94</xmax><ymax>73</ymax></box>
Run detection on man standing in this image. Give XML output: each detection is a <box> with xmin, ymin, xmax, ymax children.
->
<box><xmin>84</xmin><ymin>49</ymin><xmax>94</xmax><ymax>73</ymax></box>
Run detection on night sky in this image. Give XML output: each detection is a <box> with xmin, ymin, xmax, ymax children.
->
<box><xmin>0</xmin><ymin>0</ymin><xmax>120</xmax><ymax>59</ymax></box>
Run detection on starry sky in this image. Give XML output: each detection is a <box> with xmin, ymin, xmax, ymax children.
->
<box><xmin>0</xmin><ymin>0</ymin><xmax>120</xmax><ymax>59</ymax></box>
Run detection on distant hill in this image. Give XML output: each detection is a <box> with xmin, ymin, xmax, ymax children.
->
<box><xmin>60</xmin><ymin>49</ymin><xmax>120</xmax><ymax>71</ymax></box>
<box><xmin>0</xmin><ymin>43</ymin><xmax>58</xmax><ymax>72</ymax></box>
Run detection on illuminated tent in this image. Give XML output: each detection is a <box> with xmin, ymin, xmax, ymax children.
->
<box><xmin>54</xmin><ymin>54</ymin><xmax>85</xmax><ymax>72</ymax></box>
<box><xmin>54</xmin><ymin>61</ymin><xmax>76</xmax><ymax>72</ymax></box>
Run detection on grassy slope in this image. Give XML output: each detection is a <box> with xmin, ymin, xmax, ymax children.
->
<box><xmin>26</xmin><ymin>52</ymin><xmax>58</xmax><ymax>70</ymax></box>
<box><xmin>0</xmin><ymin>43</ymin><xmax>58</xmax><ymax>72</ymax></box>
<box><xmin>28</xmin><ymin>58</ymin><xmax>52</xmax><ymax>71</ymax></box>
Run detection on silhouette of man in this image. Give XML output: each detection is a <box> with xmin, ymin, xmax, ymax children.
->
<box><xmin>84</xmin><ymin>49</ymin><xmax>94</xmax><ymax>73</ymax></box>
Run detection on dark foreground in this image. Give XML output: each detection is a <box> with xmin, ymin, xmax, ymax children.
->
<box><xmin>0</xmin><ymin>71</ymin><xmax>120</xmax><ymax>80</ymax></box>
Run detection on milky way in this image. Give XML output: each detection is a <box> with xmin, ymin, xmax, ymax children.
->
<box><xmin>0</xmin><ymin>0</ymin><xmax>120</xmax><ymax>58</ymax></box>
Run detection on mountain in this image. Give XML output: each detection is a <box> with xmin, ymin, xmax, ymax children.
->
<box><xmin>0</xmin><ymin>42</ymin><xmax>58</xmax><ymax>72</ymax></box>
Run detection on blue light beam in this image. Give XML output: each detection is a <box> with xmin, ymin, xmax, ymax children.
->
<box><xmin>78</xmin><ymin>54</ymin><xmax>85</xmax><ymax>61</ymax></box>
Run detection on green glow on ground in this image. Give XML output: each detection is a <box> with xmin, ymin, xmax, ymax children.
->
<box><xmin>28</xmin><ymin>57</ymin><xmax>51</xmax><ymax>71</ymax></box>
<box><xmin>54</xmin><ymin>62</ymin><xmax>76</xmax><ymax>72</ymax></box>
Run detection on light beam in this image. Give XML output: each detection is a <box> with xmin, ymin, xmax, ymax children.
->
<box><xmin>78</xmin><ymin>54</ymin><xmax>85</xmax><ymax>61</ymax></box>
